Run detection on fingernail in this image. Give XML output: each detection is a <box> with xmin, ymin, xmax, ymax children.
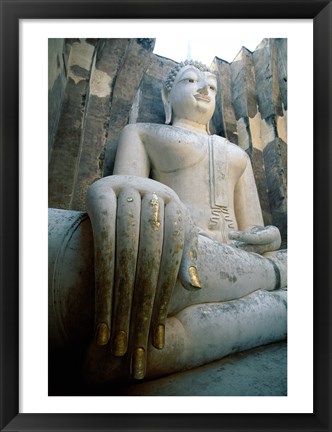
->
<box><xmin>112</xmin><ymin>330</ymin><xmax>128</xmax><ymax>357</ymax></box>
<box><xmin>95</xmin><ymin>322</ymin><xmax>110</xmax><ymax>346</ymax></box>
<box><xmin>131</xmin><ymin>347</ymin><xmax>146</xmax><ymax>380</ymax></box>
<box><xmin>154</xmin><ymin>324</ymin><xmax>165</xmax><ymax>349</ymax></box>
<box><xmin>188</xmin><ymin>266</ymin><xmax>201</xmax><ymax>288</ymax></box>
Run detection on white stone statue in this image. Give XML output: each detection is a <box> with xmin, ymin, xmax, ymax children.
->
<box><xmin>83</xmin><ymin>60</ymin><xmax>287</xmax><ymax>382</ymax></box>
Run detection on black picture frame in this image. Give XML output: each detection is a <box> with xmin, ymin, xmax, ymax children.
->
<box><xmin>1</xmin><ymin>0</ymin><xmax>331</xmax><ymax>431</ymax></box>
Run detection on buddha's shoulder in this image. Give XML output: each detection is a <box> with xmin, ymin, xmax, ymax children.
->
<box><xmin>123</xmin><ymin>123</ymin><xmax>212</xmax><ymax>138</ymax></box>
<box><xmin>122</xmin><ymin>123</ymin><xmax>175</xmax><ymax>147</ymax></box>
<box><xmin>213</xmin><ymin>135</ymin><xmax>248</xmax><ymax>161</ymax></box>
<box><xmin>122</xmin><ymin>122</ymin><xmax>170</xmax><ymax>135</ymax></box>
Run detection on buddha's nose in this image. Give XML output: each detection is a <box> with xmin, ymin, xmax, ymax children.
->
<box><xmin>197</xmin><ymin>80</ymin><xmax>209</xmax><ymax>95</ymax></box>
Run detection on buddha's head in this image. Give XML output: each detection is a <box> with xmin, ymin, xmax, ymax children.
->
<box><xmin>162</xmin><ymin>60</ymin><xmax>217</xmax><ymax>134</ymax></box>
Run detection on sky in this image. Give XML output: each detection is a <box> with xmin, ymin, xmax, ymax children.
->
<box><xmin>153</xmin><ymin>36</ymin><xmax>265</xmax><ymax>65</ymax></box>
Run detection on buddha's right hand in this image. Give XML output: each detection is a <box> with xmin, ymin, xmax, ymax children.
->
<box><xmin>86</xmin><ymin>175</ymin><xmax>197</xmax><ymax>379</ymax></box>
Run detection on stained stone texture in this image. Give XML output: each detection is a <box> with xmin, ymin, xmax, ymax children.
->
<box><xmin>210</xmin><ymin>58</ymin><xmax>238</xmax><ymax>143</ymax></box>
<box><xmin>48</xmin><ymin>208</ymin><xmax>94</xmax><ymax>349</ymax></box>
<box><xmin>263</xmin><ymin>137</ymin><xmax>287</xmax><ymax>242</ymax></box>
<box><xmin>69</xmin><ymin>38</ymin><xmax>131</xmax><ymax>210</ymax></box>
<box><xmin>231</xmin><ymin>48</ymin><xmax>258</xmax><ymax>124</ymax></box>
<box><xmin>48</xmin><ymin>38</ymin><xmax>156</xmax><ymax>210</ymax></box>
<box><xmin>133</xmin><ymin>55</ymin><xmax>177</xmax><ymax>124</ymax></box>
<box><xmin>50</xmin><ymin>338</ymin><xmax>287</xmax><ymax>396</ymax></box>
<box><xmin>48</xmin><ymin>39</ymin><xmax>67</xmax><ymax>162</ymax></box>
<box><xmin>253</xmin><ymin>39</ymin><xmax>287</xmax><ymax>244</ymax></box>
<box><xmin>220</xmin><ymin>38</ymin><xmax>288</xmax><ymax>244</ymax></box>
<box><xmin>124</xmin><ymin>342</ymin><xmax>287</xmax><ymax>396</ymax></box>
<box><xmin>252</xmin><ymin>148</ymin><xmax>273</xmax><ymax>226</ymax></box>
<box><xmin>71</xmin><ymin>39</ymin><xmax>156</xmax><ymax>210</ymax></box>
<box><xmin>48</xmin><ymin>39</ymin><xmax>96</xmax><ymax>210</ymax></box>
<box><xmin>48</xmin><ymin>37</ymin><xmax>287</xmax><ymax>244</ymax></box>
<box><xmin>102</xmin><ymin>39</ymin><xmax>156</xmax><ymax>178</ymax></box>
<box><xmin>103</xmin><ymin>53</ymin><xmax>176</xmax><ymax>175</ymax></box>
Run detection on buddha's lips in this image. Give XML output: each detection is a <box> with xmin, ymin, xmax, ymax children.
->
<box><xmin>194</xmin><ymin>94</ymin><xmax>211</xmax><ymax>102</ymax></box>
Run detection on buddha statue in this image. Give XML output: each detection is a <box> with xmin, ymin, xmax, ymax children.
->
<box><xmin>80</xmin><ymin>60</ymin><xmax>287</xmax><ymax>382</ymax></box>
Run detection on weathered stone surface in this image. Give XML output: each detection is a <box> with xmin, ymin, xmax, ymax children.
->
<box><xmin>253</xmin><ymin>39</ymin><xmax>275</xmax><ymax>120</ymax></box>
<box><xmin>231</xmin><ymin>47</ymin><xmax>258</xmax><ymax>121</ymax></box>
<box><xmin>236</xmin><ymin>116</ymin><xmax>251</xmax><ymax>153</ymax></box>
<box><xmin>49</xmin><ymin>39</ymin><xmax>156</xmax><ymax>210</ymax></box>
<box><xmin>263</xmin><ymin>138</ymin><xmax>287</xmax><ymax>243</ymax></box>
<box><xmin>103</xmin><ymin>39</ymin><xmax>156</xmax><ymax>177</ymax></box>
<box><xmin>276</xmin><ymin>38</ymin><xmax>287</xmax><ymax>110</ymax></box>
<box><xmin>252</xmin><ymin>147</ymin><xmax>272</xmax><ymax>226</ymax></box>
<box><xmin>48</xmin><ymin>39</ymin><xmax>67</xmax><ymax>162</ymax></box>
<box><xmin>48</xmin><ymin>208</ymin><xmax>94</xmax><ymax>349</ymax></box>
<box><xmin>70</xmin><ymin>94</ymin><xmax>111</xmax><ymax>210</ymax></box>
<box><xmin>70</xmin><ymin>39</ymin><xmax>131</xmax><ymax>210</ymax></box>
<box><xmin>48</xmin><ymin>78</ymin><xmax>89</xmax><ymax>209</ymax></box>
<box><xmin>48</xmin><ymin>39</ymin><xmax>95</xmax><ymax>209</ymax></box>
<box><xmin>252</xmin><ymin>39</ymin><xmax>288</xmax><ymax>243</ymax></box>
<box><xmin>94</xmin><ymin>38</ymin><xmax>129</xmax><ymax>77</ymax></box>
<box><xmin>125</xmin><ymin>342</ymin><xmax>287</xmax><ymax>396</ymax></box>
<box><xmin>133</xmin><ymin>55</ymin><xmax>177</xmax><ymax>125</ymax></box>
<box><xmin>210</xmin><ymin>57</ymin><xmax>238</xmax><ymax>144</ymax></box>
<box><xmin>136</xmin><ymin>38</ymin><xmax>155</xmax><ymax>51</ymax></box>
<box><xmin>252</xmin><ymin>39</ymin><xmax>285</xmax><ymax>120</ymax></box>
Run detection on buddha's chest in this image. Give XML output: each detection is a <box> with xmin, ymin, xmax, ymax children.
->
<box><xmin>146</xmin><ymin>128</ymin><xmax>209</xmax><ymax>173</ymax></box>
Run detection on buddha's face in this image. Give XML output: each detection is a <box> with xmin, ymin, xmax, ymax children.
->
<box><xmin>169</xmin><ymin>65</ymin><xmax>217</xmax><ymax>125</ymax></box>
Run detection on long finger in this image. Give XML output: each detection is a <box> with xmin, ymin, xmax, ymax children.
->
<box><xmin>178</xmin><ymin>209</ymin><xmax>202</xmax><ymax>291</ymax></box>
<box><xmin>129</xmin><ymin>192</ymin><xmax>164</xmax><ymax>379</ymax></box>
<box><xmin>151</xmin><ymin>200</ymin><xmax>185</xmax><ymax>350</ymax></box>
<box><xmin>86</xmin><ymin>184</ymin><xmax>117</xmax><ymax>346</ymax></box>
<box><xmin>111</xmin><ymin>188</ymin><xmax>141</xmax><ymax>357</ymax></box>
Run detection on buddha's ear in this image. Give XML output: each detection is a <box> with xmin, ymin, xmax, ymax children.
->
<box><xmin>161</xmin><ymin>87</ymin><xmax>172</xmax><ymax>125</ymax></box>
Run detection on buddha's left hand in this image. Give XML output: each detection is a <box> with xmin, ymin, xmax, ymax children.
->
<box><xmin>228</xmin><ymin>225</ymin><xmax>281</xmax><ymax>254</ymax></box>
<box><xmin>86</xmin><ymin>175</ymin><xmax>200</xmax><ymax>380</ymax></box>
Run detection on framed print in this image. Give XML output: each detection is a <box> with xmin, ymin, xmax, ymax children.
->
<box><xmin>1</xmin><ymin>0</ymin><xmax>331</xmax><ymax>431</ymax></box>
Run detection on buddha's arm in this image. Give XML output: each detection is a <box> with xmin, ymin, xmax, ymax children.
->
<box><xmin>234</xmin><ymin>154</ymin><xmax>264</xmax><ymax>229</ymax></box>
<box><xmin>230</xmin><ymin>155</ymin><xmax>281</xmax><ymax>254</ymax></box>
<box><xmin>113</xmin><ymin>124</ymin><xmax>150</xmax><ymax>176</ymax></box>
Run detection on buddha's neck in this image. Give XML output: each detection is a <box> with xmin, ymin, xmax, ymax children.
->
<box><xmin>172</xmin><ymin>118</ymin><xmax>209</xmax><ymax>135</ymax></box>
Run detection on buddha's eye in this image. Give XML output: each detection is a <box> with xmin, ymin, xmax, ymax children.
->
<box><xmin>188</xmin><ymin>78</ymin><xmax>195</xmax><ymax>83</ymax></box>
<box><xmin>209</xmin><ymin>84</ymin><xmax>216</xmax><ymax>91</ymax></box>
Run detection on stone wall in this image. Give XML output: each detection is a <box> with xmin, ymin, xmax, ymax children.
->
<box><xmin>48</xmin><ymin>38</ymin><xmax>287</xmax><ymax>244</ymax></box>
<box><xmin>211</xmin><ymin>39</ymin><xmax>287</xmax><ymax>244</ymax></box>
<box><xmin>48</xmin><ymin>38</ymin><xmax>68</xmax><ymax>162</ymax></box>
